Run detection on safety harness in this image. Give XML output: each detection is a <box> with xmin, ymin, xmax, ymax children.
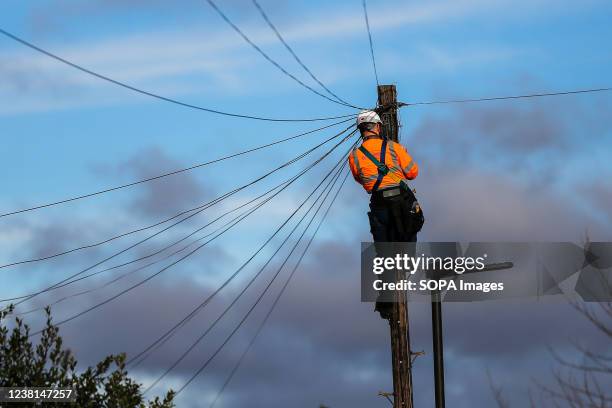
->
<box><xmin>358</xmin><ymin>139</ymin><xmax>389</xmax><ymax>192</ymax></box>
<box><xmin>359</xmin><ymin>140</ymin><xmax>424</xmax><ymax>237</ymax></box>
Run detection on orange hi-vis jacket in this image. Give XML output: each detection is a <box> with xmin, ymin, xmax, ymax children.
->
<box><xmin>348</xmin><ymin>138</ymin><xmax>418</xmax><ymax>193</ymax></box>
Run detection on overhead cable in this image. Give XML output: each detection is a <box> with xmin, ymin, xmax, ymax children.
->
<box><xmin>15</xmin><ymin>135</ymin><xmax>350</xmax><ymax>316</ymax></box>
<box><xmin>0</xmin><ymin>28</ymin><xmax>356</xmax><ymax>122</ymax></box>
<box><xmin>0</xmin><ymin>118</ymin><xmax>353</xmax><ymax>220</ymax></box>
<box><xmin>2</xmin><ymin>125</ymin><xmax>354</xmax><ymax>306</ymax></box>
<box><xmin>361</xmin><ymin>0</ymin><xmax>380</xmax><ymax>87</ymax></box>
<box><xmin>144</xmin><ymin>146</ymin><xmax>349</xmax><ymax>393</ymax></box>
<box><xmin>402</xmin><ymin>87</ymin><xmax>612</xmax><ymax>106</ymax></box>
<box><xmin>126</xmin><ymin>133</ymin><xmax>357</xmax><ymax>368</ymax></box>
<box><xmin>27</xmin><ymin>130</ymin><xmax>357</xmax><ymax>336</ymax></box>
<box><xmin>204</xmin><ymin>0</ymin><xmax>362</xmax><ymax>109</ymax></box>
<box><xmin>15</xmin><ymin>177</ymin><xmax>294</xmax><ymax>316</ymax></box>
<box><xmin>209</xmin><ymin>169</ymin><xmax>350</xmax><ymax>408</ymax></box>
<box><xmin>250</xmin><ymin>0</ymin><xmax>354</xmax><ymax>107</ymax></box>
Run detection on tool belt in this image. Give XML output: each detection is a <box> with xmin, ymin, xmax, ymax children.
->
<box><xmin>371</xmin><ymin>183</ymin><xmax>425</xmax><ymax>236</ymax></box>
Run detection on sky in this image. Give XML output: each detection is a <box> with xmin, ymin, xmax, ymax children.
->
<box><xmin>1</xmin><ymin>0</ymin><xmax>612</xmax><ymax>407</ymax></box>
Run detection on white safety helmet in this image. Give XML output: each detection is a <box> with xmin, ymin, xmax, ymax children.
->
<box><xmin>356</xmin><ymin>110</ymin><xmax>382</xmax><ymax>128</ymax></box>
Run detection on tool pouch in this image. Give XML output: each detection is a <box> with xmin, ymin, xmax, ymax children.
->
<box><xmin>399</xmin><ymin>180</ymin><xmax>425</xmax><ymax>234</ymax></box>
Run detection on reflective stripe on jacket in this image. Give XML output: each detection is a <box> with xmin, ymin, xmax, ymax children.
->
<box><xmin>348</xmin><ymin>138</ymin><xmax>418</xmax><ymax>193</ymax></box>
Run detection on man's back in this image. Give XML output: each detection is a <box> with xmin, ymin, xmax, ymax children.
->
<box><xmin>348</xmin><ymin>138</ymin><xmax>418</xmax><ymax>193</ymax></box>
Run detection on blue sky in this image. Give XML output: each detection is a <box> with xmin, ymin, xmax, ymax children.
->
<box><xmin>1</xmin><ymin>0</ymin><xmax>611</xmax><ymax>201</ymax></box>
<box><xmin>1</xmin><ymin>1</ymin><xmax>612</xmax><ymax>407</ymax></box>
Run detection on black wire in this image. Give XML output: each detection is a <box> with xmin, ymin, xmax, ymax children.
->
<box><xmin>403</xmin><ymin>87</ymin><xmax>612</xmax><ymax>106</ymax></box>
<box><xmin>15</xmin><ymin>173</ymin><xmax>298</xmax><ymax>316</ymax></box>
<box><xmin>172</xmin><ymin>161</ymin><xmax>347</xmax><ymax>396</ymax></box>
<box><xmin>19</xmin><ymin>160</ymin><xmax>314</xmax><ymax>317</ymax></box>
<box><xmin>172</xmin><ymin>148</ymin><xmax>352</xmax><ymax>396</ymax></box>
<box><xmin>126</xmin><ymin>134</ymin><xmax>356</xmax><ymax>369</ymax></box>
<box><xmin>4</xmin><ymin>126</ymin><xmax>351</xmax><ymax>306</ymax></box>
<box><xmin>204</xmin><ymin>0</ymin><xmax>361</xmax><ymax>110</ymax></box>
<box><xmin>126</xmin><ymin>134</ymin><xmax>357</xmax><ymax>369</ymax></box>
<box><xmin>32</xmin><ymin>132</ymin><xmax>354</xmax><ymax>336</ymax></box>
<box><xmin>0</xmin><ymin>121</ymin><xmax>353</xmax><ymax>271</ymax></box>
<box><xmin>0</xmin><ymin>118</ymin><xmax>353</xmax><ymax>220</ymax></box>
<box><xmin>143</xmin><ymin>146</ymin><xmax>349</xmax><ymax>394</ymax></box>
<box><xmin>2</xmin><ymin>125</ymin><xmax>354</xmax><ymax>306</ymax></box>
<box><xmin>362</xmin><ymin>0</ymin><xmax>380</xmax><ymax>87</ymax></box>
<box><xmin>16</xmin><ymin>134</ymin><xmax>348</xmax><ymax>316</ymax></box>
<box><xmin>17</xmin><ymin>194</ymin><xmax>281</xmax><ymax>315</ymax></box>
<box><xmin>27</xmin><ymin>130</ymin><xmax>357</xmax><ymax>336</ymax></box>
<box><xmin>0</xmin><ymin>28</ymin><xmax>355</xmax><ymax>122</ymax></box>
<box><xmin>209</xmin><ymin>169</ymin><xmax>350</xmax><ymax>408</ymax></box>
<box><xmin>250</xmin><ymin>0</ymin><xmax>354</xmax><ymax>107</ymax></box>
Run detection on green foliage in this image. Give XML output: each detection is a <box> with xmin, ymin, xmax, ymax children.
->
<box><xmin>0</xmin><ymin>306</ymin><xmax>174</xmax><ymax>407</ymax></box>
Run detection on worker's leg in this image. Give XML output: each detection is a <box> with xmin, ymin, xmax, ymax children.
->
<box><xmin>368</xmin><ymin>200</ymin><xmax>396</xmax><ymax>318</ymax></box>
<box><xmin>367</xmin><ymin>205</ymin><xmax>389</xmax><ymax>242</ymax></box>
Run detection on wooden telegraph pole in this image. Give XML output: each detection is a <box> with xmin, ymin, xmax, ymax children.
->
<box><xmin>377</xmin><ymin>85</ymin><xmax>414</xmax><ymax>408</ymax></box>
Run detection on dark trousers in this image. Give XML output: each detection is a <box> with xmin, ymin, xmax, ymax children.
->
<box><xmin>368</xmin><ymin>190</ymin><xmax>418</xmax><ymax>304</ymax></box>
<box><xmin>368</xmin><ymin>191</ymin><xmax>418</xmax><ymax>243</ymax></box>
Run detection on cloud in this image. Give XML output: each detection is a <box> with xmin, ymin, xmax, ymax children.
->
<box><xmin>2</xmin><ymin>1</ymin><xmax>610</xmax><ymax>406</ymax></box>
<box><xmin>0</xmin><ymin>146</ymin><xmax>227</xmax><ymax>303</ymax></box>
<box><xmin>6</xmin><ymin>128</ymin><xmax>608</xmax><ymax>402</ymax></box>
<box><xmin>414</xmin><ymin>167</ymin><xmax>598</xmax><ymax>241</ymax></box>
<box><xmin>582</xmin><ymin>183</ymin><xmax>612</xmax><ymax>224</ymax></box>
<box><xmin>16</xmin><ymin>236</ymin><xmax>605</xmax><ymax>408</ymax></box>
<box><xmin>418</xmin><ymin>105</ymin><xmax>567</xmax><ymax>155</ymax></box>
<box><xmin>410</xmin><ymin>103</ymin><xmax>573</xmax><ymax>174</ymax></box>
<box><xmin>3</xmin><ymin>98</ymin><xmax>610</xmax><ymax>407</ymax></box>
<box><xmin>105</xmin><ymin>147</ymin><xmax>212</xmax><ymax>219</ymax></box>
<box><xmin>2</xmin><ymin>0</ymin><xmax>589</xmax><ymax>115</ymax></box>
<box><xmin>402</xmin><ymin>99</ymin><xmax>612</xmax><ymax>241</ymax></box>
<box><xmin>27</xmin><ymin>223</ymin><xmax>94</xmax><ymax>260</ymax></box>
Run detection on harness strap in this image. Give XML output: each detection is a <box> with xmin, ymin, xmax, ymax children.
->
<box><xmin>358</xmin><ymin>140</ymin><xmax>388</xmax><ymax>192</ymax></box>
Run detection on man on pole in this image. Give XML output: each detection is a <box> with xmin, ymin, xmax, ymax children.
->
<box><xmin>348</xmin><ymin>110</ymin><xmax>424</xmax><ymax>318</ymax></box>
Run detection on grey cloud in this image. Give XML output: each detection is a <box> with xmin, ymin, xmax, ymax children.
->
<box><xmin>6</xmin><ymin>99</ymin><xmax>611</xmax><ymax>407</ymax></box>
<box><xmin>397</xmin><ymin>100</ymin><xmax>612</xmax><ymax>241</ymax></box>
<box><xmin>0</xmin><ymin>215</ymin><xmax>109</xmax><ymax>279</ymax></box>
<box><xmin>406</xmin><ymin>99</ymin><xmax>612</xmax><ymax>181</ymax></box>
<box><xmin>413</xmin><ymin>104</ymin><xmax>568</xmax><ymax>156</ymax></box>
<box><xmin>414</xmin><ymin>166</ymin><xmax>608</xmax><ymax>241</ymax></box>
<box><xmin>15</xmin><ymin>233</ymin><xmax>606</xmax><ymax>408</ymax></box>
<box><xmin>0</xmin><ymin>58</ymin><xmax>85</xmax><ymax>97</ymax></box>
<box><xmin>115</xmin><ymin>147</ymin><xmax>213</xmax><ymax>219</ymax></box>
<box><xmin>582</xmin><ymin>183</ymin><xmax>612</xmax><ymax>223</ymax></box>
<box><xmin>1</xmin><ymin>147</ymin><xmax>218</xmax><ymax>284</ymax></box>
<box><xmin>28</xmin><ymin>223</ymin><xmax>92</xmax><ymax>261</ymax></box>
<box><xmin>35</xmin><ymin>144</ymin><xmax>603</xmax><ymax>407</ymax></box>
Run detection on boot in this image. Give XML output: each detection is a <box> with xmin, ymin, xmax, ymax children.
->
<box><xmin>375</xmin><ymin>301</ymin><xmax>393</xmax><ymax>320</ymax></box>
